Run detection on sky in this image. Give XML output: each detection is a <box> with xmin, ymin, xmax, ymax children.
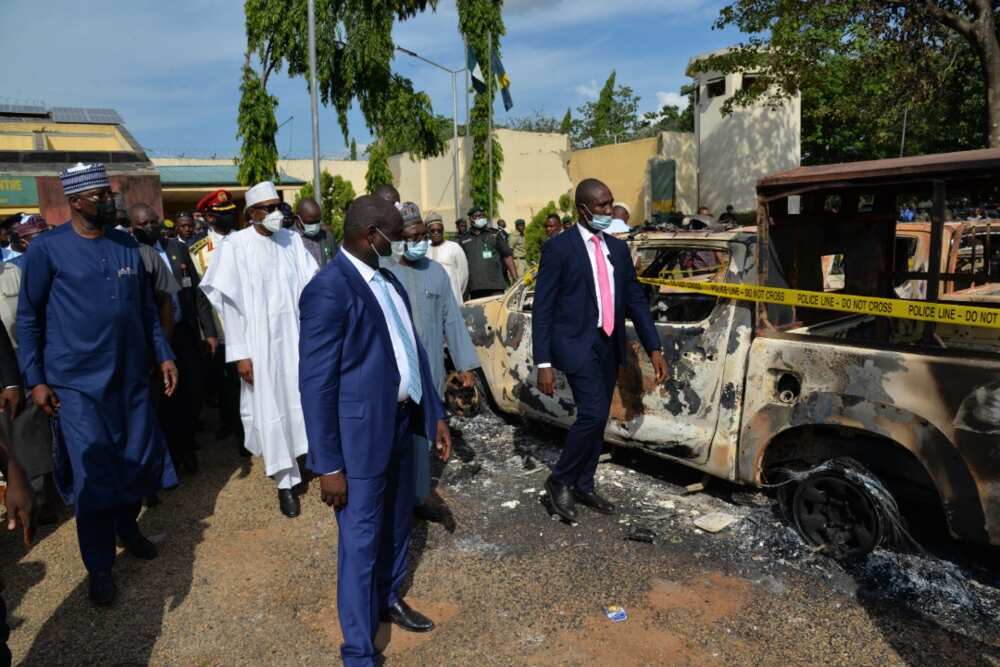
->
<box><xmin>2</xmin><ymin>0</ymin><xmax>744</xmax><ymax>159</ymax></box>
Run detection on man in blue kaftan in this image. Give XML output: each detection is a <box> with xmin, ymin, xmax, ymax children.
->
<box><xmin>15</xmin><ymin>163</ymin><xmax>178</xmax><ymax>606</ymax></box>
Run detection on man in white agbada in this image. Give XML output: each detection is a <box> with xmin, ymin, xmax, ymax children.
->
<box><xmin>200</xmin><ymin>181</ymin><xmax>319</xmax><ymax>518</ymax></box>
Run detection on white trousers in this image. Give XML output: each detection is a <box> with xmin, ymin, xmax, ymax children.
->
<box><xmin>273</xmin><ymin>462</ymin><xmax>302</xmax><ymax>490</ymax></box>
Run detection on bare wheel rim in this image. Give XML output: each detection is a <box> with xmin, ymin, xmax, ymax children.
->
<box><xmin>792</xmin><ymin>474</ymin><xmax>881</xmax><ymax>557</ymax></box>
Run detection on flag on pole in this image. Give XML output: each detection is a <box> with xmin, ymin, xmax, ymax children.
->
<box><xmin>466</xmin><ymin>44</ymin><xmax>513</xmax><ymax>110</ymax></box>
<box><xmin>491</xmin><ymin>48</ymin><xmax>513</xmax><ymax>111</ymax></box>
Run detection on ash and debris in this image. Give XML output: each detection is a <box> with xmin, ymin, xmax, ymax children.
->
<box><xmin>444</xmin><ymin>409</ymin><xmax>1000</xmax><ymax>641</ymax></box>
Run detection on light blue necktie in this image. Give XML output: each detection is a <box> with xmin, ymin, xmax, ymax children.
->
<box><xmin>373</xmin><ymin>272</ymin><xmax>422</xmax><ymax>404</ymax></box>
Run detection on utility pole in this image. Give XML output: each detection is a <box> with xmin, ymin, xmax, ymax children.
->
<box><xmin>307</xmin><ymin>0</ymin><xmax>322</xmax><ymax>205</ymax></box>
<box><xmin>487</xmin><ymin>31</ymin><xmax>494</xmax><ymax>221</ymax></box>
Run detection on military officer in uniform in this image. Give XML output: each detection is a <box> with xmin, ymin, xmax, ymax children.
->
<box><xmin>189</xmin><ymin>190</ymin><xmax>244</xmax><ymax>448</ymax></box>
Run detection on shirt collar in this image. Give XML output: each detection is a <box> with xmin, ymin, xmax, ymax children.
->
<box><xmin>577</xmin><ymin>223</ymin><xmax>603</xmax><ymax>244</ymax></box>
<box><xmin>342</xmin><ymin>248</ymin><xmax>378</xmax><ymax>283</ymax></box>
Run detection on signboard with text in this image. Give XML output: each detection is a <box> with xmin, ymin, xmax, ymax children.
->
<box><xmin>0</xmin><ymin>174</ymin><xmax>38</xmax><ymax>207</ymax></box>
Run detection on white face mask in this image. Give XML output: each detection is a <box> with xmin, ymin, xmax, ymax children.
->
<box><xmin>261</xmin><ymin>209</ymin><xmax>284</xmax><ymax>233</ymax></box>
<box><xmin>302</xmin><ymin>222</ymin><xmax>322</xmax><ymax>236</ymax></box>
<box><xmin>473</xmin><ymin>217</ymin><xmax>489</xmax><ymax>229</ymax></box>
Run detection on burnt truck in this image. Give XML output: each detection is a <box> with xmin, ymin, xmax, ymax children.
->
<box><xmin>463</xmin><ymin>149</ymin><xmax>1000</xmax><ymax>558</ymax></box>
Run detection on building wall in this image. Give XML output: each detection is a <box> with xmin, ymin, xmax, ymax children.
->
<box><xmin>650</xmin><ymin>132</ymin><xmax>698</xmax><ymax>216</ymax></box>
<box><xmin>692</xmin><ymin>68</ymin><xmax>801</xmax><ymax>214</ymax></box>
<box><xmin>569</xmin><ymin>136</ymin><xmax>660</xmax><ymax>223</ymax></box>
<box><xmin>153</xmin><ymin>130</ymin><xmax>573</xmax><ymax>231</ymax></box>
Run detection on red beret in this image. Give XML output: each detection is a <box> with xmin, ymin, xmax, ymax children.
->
<box><xmin>196</xmin><ymin>189</ymin><xmax>236</xmax><ymax>213</ymax></box>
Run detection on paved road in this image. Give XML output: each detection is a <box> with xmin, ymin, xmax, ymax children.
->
<box><xmin>3</xmin><ymin>410</ymin><xmax>999</xmax><ymax>666</ymax></box>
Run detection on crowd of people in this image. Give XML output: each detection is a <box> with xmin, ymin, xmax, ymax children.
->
<box><xmin>0</xmin><ymin>161</ymin><xmax>671</xmax><ymax>666</ymax></box>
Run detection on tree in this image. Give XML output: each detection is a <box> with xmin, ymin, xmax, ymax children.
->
<box><xmin>799</xmin><ymin>39</ymin><xmax>986</xmax><ymax>164</ymax></box>
<box><xmin>572</xmin><ymin>70</ymin><xmax>642</xmax><ymax>148</ymax></box>
<box><xmin>558</xmin><ymin>192</ymin><xmax>574</xmax><ymax>217</ymax></box>
<box><xmin>365</xmin><ymin>140</ymin><xmax>393</xmax><ymax>194</ymax></box>
<box><xmin>349</xmin><ymin>139</ymin><xmax>358</xmax><ymax>161</ymax></box>
<box><xmin>699</xmin><ymin>1</ymin><xmax>1000</xmax><ymax>148</ymax></box>
<box><xmin>293</xmin><ymin>169</ymin><xmax>356</xmax><ymax>241</ymax></box>
<box><xmin>457</xmin><ymin>0</ymin><xmax>505</xmax><ymax>217</ymax></box>
<box><xmin>236</xmin><ymin>63</ymin><xmax>280</xmax><ymax>185</ymax></box>
<box><xmin>507</xmin><ymin>111</ymin><xmax>562</xmax><ymax>133</ymax></box>
<box><xmin>560</xmin><ymin>108</ymin><xmax>572</xmax><ymax>135</ymax></box>
<box><xmin>638</xmin><ymin>90</ymin><xmax>695</xmax><ymax>135</ymax></box>
<box><xmin>241</xmin><ymin>0</ymin><xmax>446</xmax><ymax>186</ymax></box>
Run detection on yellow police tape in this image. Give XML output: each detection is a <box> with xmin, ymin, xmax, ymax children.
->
<box><xmin>637</xmin><ymin>277</ymin><xmax>1000</xmax><ymax>330</ymax></box>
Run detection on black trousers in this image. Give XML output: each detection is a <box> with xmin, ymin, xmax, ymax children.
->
<box><xmin>159</xmin><ymin>321</ymin><xmax>199</xmax><ymax>464</ymax></box>
<box><xmin>213</xmin><ymin>344</ymin><xmax>243</xmax><ymax>443</ymax></box>
<box><xmin>550</xmin><ymin>332</ymin><xmax>619</xmax><ymax>493</ymax></box>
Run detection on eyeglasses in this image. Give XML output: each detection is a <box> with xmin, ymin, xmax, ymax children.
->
<box><xmin>428</xmin><ymin>227</ymin><xmax>445</xmax><ymax>235</ymax></box>
<box><xmin>251</xmin><ymin>203</ymin><xmax>280</xmax><ymax>213</ymax></box>
<box><xmin>78</xmin><ymin>190</ymin><xmax>115</xmax><ymax>203</ymax></box>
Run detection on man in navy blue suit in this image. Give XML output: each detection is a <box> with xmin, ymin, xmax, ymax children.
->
<box><xmin>299</xmin><ymin>195</ymin><xmax>452</xmax><ymax>666</ymax></box>
<box><xmin>532</xmin><ymin>178</ymin><xmax>668</xmax><ymax>523</ymax></box>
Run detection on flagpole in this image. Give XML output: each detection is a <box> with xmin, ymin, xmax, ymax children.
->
<box><xmin>487</xmin><ymin>31</ymin><xmax>493</xmax><ymax>221</ymax></box>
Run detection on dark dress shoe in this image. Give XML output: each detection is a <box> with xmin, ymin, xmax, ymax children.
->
<box><xmin>144</xmin><ymin>494</ymin><xmax>161</xmax><ymax>508</ymax></box>
<box><xmin>544</xmin><ymin>476</ymin><xmax>577</xmax><ymax>522</ymax></box>
<box><xmin>88</xmin><ymin>571</ymin><xmax>115</xmax><ymax>607</ymax></box>
<box><xmin>121</xmin><ymin>534</ymin><xmax>159</xmax><ymax>560</ymax></box>
<box><xmin>573</xmin><ymin>489</ymin><xmax>616</xmax><ymax>515</ymax></box>
<box><xmin>278</xmin><ymin>489</ymin><xmax>300</xmax><ymax>518</ymax></box>
<box><xmin>385</xmin><ymin>600</ymin><xmax>435</xmax><ymax>633</ymax></box>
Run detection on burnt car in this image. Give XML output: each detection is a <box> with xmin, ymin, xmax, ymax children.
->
<box><xmin>463</xmin><ymin>148</ymin><xmax>1000</xmax><ymax>558</ymax></box>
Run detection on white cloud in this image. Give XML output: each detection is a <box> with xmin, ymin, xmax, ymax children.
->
<box><xmin>656</xmin><ymin>91</ymin><xmax>688</xmax><ymax>109</ymax></box>
<box><xmin>574</xmin><ymin>80</ymin><xmax>600</xmax><ymax>99</ymax></box>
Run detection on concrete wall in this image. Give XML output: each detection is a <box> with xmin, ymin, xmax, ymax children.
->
<box><xmin>650</xmin><ymin>132</ymin><xmax>698</xmax><ymax>216</ymax></box>
<box><xmin>153</xmin><ymin>130</ymin><xmax>573</xmax><ymax>231</ymax></box>
<box><xmin>692</xmin><ymin>66</ymin><xmax>801</xmax><ymax>214</ymax></box>
<box><xmin>569</xmin><ymin>136</ymin><xmax>660</xmax><ymax>222</ymax></box>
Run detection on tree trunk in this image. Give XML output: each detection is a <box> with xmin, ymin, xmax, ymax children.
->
<box><xmin>980</xmin><ymin>28</ymin><xmax>1000</xmax><ymax>148</ymax></box>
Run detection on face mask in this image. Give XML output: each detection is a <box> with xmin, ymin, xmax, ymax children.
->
<box><xmin>134</xmin><ymin>227</ymin><xmax>161</xmax><ymax>246</ymax></box>
<box><xmin>612</xmin><ymin>218</ymin><xmax>627</xmax><ymax>227</ymax></box>
<box><xmin>374</xmin><ymin>227</ymin><xmax>405</xmax><ymax>259</ymax></box>
<box><xmin>302</xmin><ymin>222</ymin><xmax>322</xmax><ymax>236</ymax></box>
<box><xmin>581</xmin><ymin>204</ymin><xmax>612</xmax><ymax>232</ymax></box>
<box><xmin>473</xmin><ymin>217</ymin><xmax>489</xmax><ymax>229</ymax></box>
<box><xmin>213</xmin><ymin>212</ymin><xmax>236</xmax><ymax>232</ymax></box>
<box><xmin>403</xmin><ymin>239</ymin><xmax>429</xmax><ymax>261</ymax></box>
<box><xmin>261</xmin><ymin>209</ymin><xmax>284</xmax><ymax>233</ymax></box>
<box><xmin>84</xmin><ymin>199</ymin><xmax>118</xmax><ymax>228</ymax></box>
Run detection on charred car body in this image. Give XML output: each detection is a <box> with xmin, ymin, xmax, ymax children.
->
<box><xmin>463</xmin><ymin>149</ymin><xmax>1000</xmax><ymax>557</ymax></box>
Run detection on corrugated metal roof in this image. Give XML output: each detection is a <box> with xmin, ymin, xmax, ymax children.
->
<box><xmin>758</xmin><ymin>148</ymin><xmax>1000</xmax><ymax>192</ymax></box>
<box><xmin>157</xmin><ymin>165</ymin><xmax>305</xmax><ymax>187</ymax></box>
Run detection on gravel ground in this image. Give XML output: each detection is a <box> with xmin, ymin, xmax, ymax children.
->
<box><xmin>3</xmin><ymin>408</ymin><xmax>999</xmax><ymax>666</ymax></box>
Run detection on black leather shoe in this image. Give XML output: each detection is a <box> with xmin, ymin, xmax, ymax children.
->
<box><xmin>544</xmin><ymin>476</ymin><xmax>577</xmax><ymax>522</ymax></box>
<box><xmin>278</xmin><ymin>489</ymin><xmax>300</xmax><ymax>518</ymax></box>
<box><xmin>121</xmin><ymin>533</ymin><xmax>159</xmax><ymax>560</ymax></box>
<box><xmin>385</xmin><ymin>600</ymin><xmax>435</xmax><ymax>633</ymax></box>
<box><xmin>88</xmin><ymin>571</ymin><xmax>115</xmax><ymax>607</ymax></box>
<box><xmin>573</xmin><ymin>489</ymin><xmax>616</xmax><ymax>515</ymax></box>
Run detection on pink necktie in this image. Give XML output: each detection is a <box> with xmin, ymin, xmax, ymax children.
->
<box><xmin>591</xmin><ymin>235</ymin><xmax>614</xmax><ymax>336</ymax></box>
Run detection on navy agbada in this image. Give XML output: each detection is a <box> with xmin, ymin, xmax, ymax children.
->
<box><xmin>16</xmin><ymin>223</ymin><xmax>177</xmax><ymax>513</ymax></box>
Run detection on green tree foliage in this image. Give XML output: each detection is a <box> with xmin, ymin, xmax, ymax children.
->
<box><xmin>572</xmin><ymin>70</ymin><xmax>642</xmax><ymax>148</ymax></box>
<box><xmin>349</xmin><ymin>139</ymin><xmax>358</xmax><ymax>161</ymax></box>
<box><xmin>638</xmin><ymin>90</ymin><xmax>695</xmax><ymax>135</ymax></box>
<box><xmin>557</xmin><ymin>192</ymin><xmax>573</xmax><ymax>216</ymax></box>
<box><xmin>236</xmin><ymin>63</ymin><xmax>280</xmax><ymax>185</ymax></box>
<box><xmin>365</xmin><ymin>140</ymin><xmax>393</xmax><ymax>194</ymax></box>
<box><xmin>700</xmin><ymin>0</ymin><xmax>1000</xmax><ymax>149</ymax></box>
<box><xmin>241</xmin><ymin>0</ymin><xmax>446</xmax><ymax>182</ymax></box>
<box><xmin>507</xmin><ymin>111</ymin><xmax>562</xmax><ymax>133</ymax></box>
<box><xmin>524</xmin><ymin>201</ymin><xmax>559</xmax><ymax>265</ymax></box>
<box><xmin>457</xmin><ymin>0</ymin><xmax>505</xmax><ymax>217</ymax></box>
<box><xmin>800</xmin><ymin>38</ymin><xmax>986</xmax><ymax>164</ymax></box>
<box><xmin>293</xmin><ymin>169</ymin><xmax>356</xmax><ymax>241</ymax></box>
<box><xmin>560</xmin><ymin>108</ymin><xmax>572</xmax><ymax>135</ymax></box>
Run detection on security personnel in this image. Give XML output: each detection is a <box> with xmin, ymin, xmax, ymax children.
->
<box><xmin>459</xmin><ymin>206</ymin><xmax>517</xmax><ymax>300</ymax></box>
<box><xmin>190</xmin><ymin>190</ymin><xmax>244</xmax><ymax>448</ymax></box>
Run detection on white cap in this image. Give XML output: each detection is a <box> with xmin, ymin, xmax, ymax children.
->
<box><xmin>613</xmin><ymin>201</ymin><xmax>631</xmax><ymax>215</ymax></box>
<box><xmin>245</xmin><ymin>181</ymin><xmax>279</xmax><ymax>209</ymax></box>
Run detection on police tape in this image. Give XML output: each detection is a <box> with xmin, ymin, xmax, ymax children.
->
<box><xmin>637</xmin><ymin>277</ymin><xmax>1000</xmax><ymax>330</ymax></box>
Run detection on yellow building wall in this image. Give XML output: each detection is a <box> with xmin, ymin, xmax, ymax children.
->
<box><xmin>0</xmin><ymin>122</ymin><xmax>128</xmax><ymax>152</ymax></box>
<box><xmin>569</xmin><ymin>136</ymin><xmax>660</xmax><ymax>223</ymax></box>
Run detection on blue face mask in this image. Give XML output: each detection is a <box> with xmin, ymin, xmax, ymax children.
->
<box><xmin>582</xmin><ymin>204</ymin><xmax>613</xmax><ymax>231</ymax></box>
<box><xmin>403</xmin><ymin>239</ymin><xmax>429</xmax><ymax>261</ymax></box>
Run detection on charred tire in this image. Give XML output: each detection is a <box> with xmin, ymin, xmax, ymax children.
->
<box><xmin>782</xmin><ymin>457</ymin><xmax>905</xmax><ymax>559</ymax></box>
